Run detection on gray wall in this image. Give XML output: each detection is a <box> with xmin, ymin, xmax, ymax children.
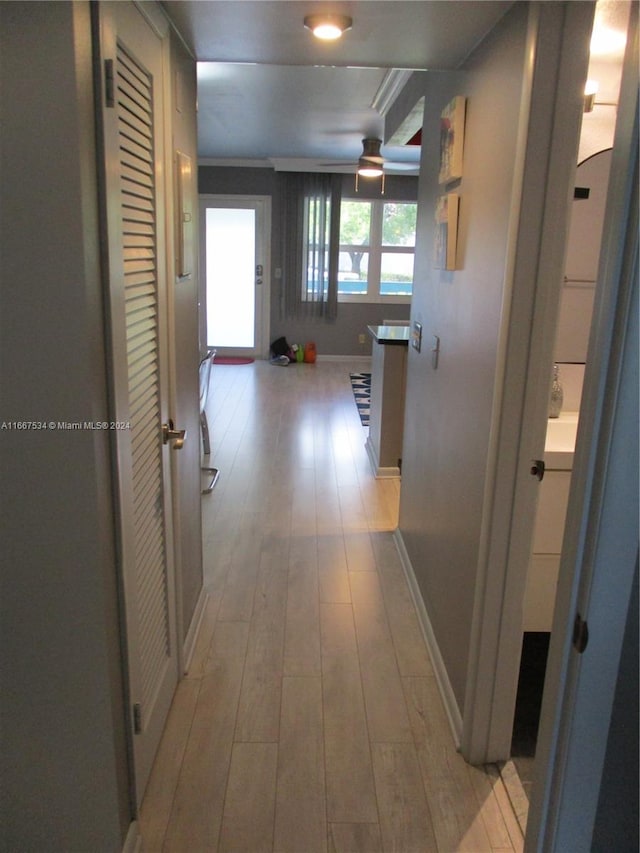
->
<box><xmin>398</xmin><ymin>3</ymin><xmax>531</xmax><ymax>709</ymax></box>
<box><xmin>198</xmin><ymin>167</ymin><xmax>415</xmax><ymax>355</ymax></box>
<box><xmin>0</xmin><ymin>3</ymin><xmax>130</xmax><ymax>849</ymax></box>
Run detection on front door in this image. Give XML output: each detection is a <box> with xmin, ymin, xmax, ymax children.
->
<box><xmin>97</xmin><ymin>1</ymin><xmax>178</xmax><ymax>805</ymax></box>
<box><xmin>200</xmin><ymin>195</ymin><xmax>271</xmax><ymax>358</ymax></box>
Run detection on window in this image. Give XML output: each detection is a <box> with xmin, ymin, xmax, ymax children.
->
<box><xmin>338</xmin><ymin>200</ymin><xmax>417</xmax><ymax>302</ymax></box>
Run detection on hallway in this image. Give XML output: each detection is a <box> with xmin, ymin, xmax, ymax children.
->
<box><xmin>139</xmin><ymin>359</ymin><xmax>523</xmax><ymax>852</ymax></box>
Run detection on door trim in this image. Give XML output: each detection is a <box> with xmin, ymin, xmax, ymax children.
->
<box><xmin>199</xmin><ymin>194</ymin><xmax>271</xmax><ymax>359</ymax></box>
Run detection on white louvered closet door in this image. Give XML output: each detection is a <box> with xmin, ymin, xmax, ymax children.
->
<box><xmin>98</xmin><ymin>2</ymin><xmax>178</xmax><ymax>805</ymax></box>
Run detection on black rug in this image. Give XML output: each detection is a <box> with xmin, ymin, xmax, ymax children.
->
<box><xmin>349</xmin><ymin>372</ymin><xmax>371</xmax><ymax>427</ymax></box>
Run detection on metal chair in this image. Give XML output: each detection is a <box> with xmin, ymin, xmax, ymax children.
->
<box><xmin>199</xmin><ymin>348</ymin><xmax>219</xmax><ymax>494</ymax></box>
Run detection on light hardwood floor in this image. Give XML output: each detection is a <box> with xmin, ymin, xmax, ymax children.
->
<box><xmin>139</xmin><ymin>359</ymin><xmax>524</xmax><ymax>853</ymax></box>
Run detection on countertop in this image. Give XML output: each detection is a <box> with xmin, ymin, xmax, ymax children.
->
<box><xmin>367</xmin><ymin>324</ymin><xmax>411</xmax><ymax>345</ymax></box>
<box><xmin>544</xmin><ymin>411</ymin><xmax>579</xmax><ymax>470</ymax></box>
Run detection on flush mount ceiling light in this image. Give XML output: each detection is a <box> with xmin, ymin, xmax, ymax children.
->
<box><xmin>304</xmin><ymin>14</ymin><xmax>353</xmax><ymax>40</ymax></box>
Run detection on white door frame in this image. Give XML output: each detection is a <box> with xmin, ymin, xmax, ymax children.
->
<box><xmin>199</xmin><ymin>194</ymin><xmax>271</xmax><ymax>359</ymax></box>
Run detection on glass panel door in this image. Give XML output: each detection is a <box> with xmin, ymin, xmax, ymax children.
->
<box><xmin>206</xmin><ymin>206</ymin><xmax>255</xmax><ymax>347</ymax></box>
<box><xmin>200</xmin><ymin>196</ymin><xmax>270</xmax><ymax>357</ymax></box>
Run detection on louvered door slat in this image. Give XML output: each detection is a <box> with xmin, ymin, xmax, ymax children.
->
<box><xmin>118</xmin><ymin>74</ymin><xmax>153</xmax><ymax>118</ymax></box>
<box><xmin>121</xmin><ymin>162</ymin><xmax>154</xmax><ymax>191</ymax></box>
<box><xmin>120</xmin><ymin>146</ymin><xmax>151</xmax><ymax>169</ymax></box>
<box><xmin>136</xmin><ymin>549</ymin><xmax>164</xmax><ymax>610</ymax></box>
<box><xmin>123</xmin><ymin>220</ymin><xmax>155</xmax><ymax>237</ymax></box>
<box><xmin>119</xmin><ymin>109</ymin><xmax>153</xmax><ymax>145</ymax></box>
<box><xmin>128</xmin><ymin>363</ymin><xmax>158</xmax><ymax>401</ymax></box>
<box><xmin>120</xmin><ymin>122</ymin><xmax>155</xmax><ymax>158</ymax></box>
<box><xmin>135</xmin><ymin>525</ymin><xmax>164</xmax><ymax>590</ymax></box>
<box><xmin>133</xmin><ymin>452</ymin><xmax>161</xmax><ymax>500</ymax></box>
<box><xmin>117</xmin><ymin>43</ymin><xmax>150</xmax><ymax>86</ymax></box>
<box><xmin>124</xmin><ymin>247</ymin><xmax>155</xmax><ymax>263</ymax></box>
<box><xmin>127</xmin><ymin>344</ymin><xmax>158</xmax><ymax>378</ymax></box>
<box><xmin>131</xmin><ymin>418</ymin><xmax>159</xmax><ymax>464</ymax></box>
<box><xmin>122</xmin><ymin>173</ymin><xmax>155</xmax><ymax>200</ymax></box>
<box><xmin>130</xmin><ymin>388</ymin><xmax>157</xmax><ymax>428</ymax></box>
<box><xmin>124</xmin><ymin>235</ymin><xmax>155</xmax><ymax>251</ymax></box>
<box><xmin>123</xmin><ymin>270</ymin><xmax>157</xmax><ymax>290</ymax></box>
<box><xmin>129</xmin><ymin>387</ymin><xmax>157</xmax><ymax>423</ymax></box>
<box><xmin>120</xmin><ymin>134</ymin><xmax>154</xmax><ymax>168</ymax></box>
<box><xmin>124</xmin><ymin>282</ymin><xmax>155</xmax><ymax>304</ymax></box>
<box><xmin>122</xmin><ymin>197</ymin><xmax>155</xmax><ymax>217</ymax></box>
<box><xmin>116</xmin><ymin>42</ymin><xmax>170</xmax><ymax>715</ymax></box>
<box><xmin>126</xmin><ymin>309</ymin><xmax>156</xmax><ymax>337</ymax></box>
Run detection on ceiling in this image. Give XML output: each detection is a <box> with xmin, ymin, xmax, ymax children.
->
<box><xmin>161</xmin><ymin>1</ymin><xmax>512</xmax><ymax>172</ymax></box>
<box><xmin>161</xmin><ymin>0</ymin><xmax>630</xmax><ymax>173</ymax></box>
<box><xmin>579</xmin><ymin>0</ymin><xmax>631</xmax><ymax>162</ymax></box>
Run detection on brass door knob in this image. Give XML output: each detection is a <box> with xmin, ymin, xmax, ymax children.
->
<box><xmin>162</xmin><ymin>419</ymin><xmax>186</xmax><ymax>449</ymax></box>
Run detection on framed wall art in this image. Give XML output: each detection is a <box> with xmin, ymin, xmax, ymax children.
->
<box><xmin>438</xmin><ymin>96</ymin><xmax>466</xmax><ymax>185</ymax></box>
<box><xmin>434</xmin><ymin>193</ymin><xmax>459</xmax><ymax>270</ymax></box>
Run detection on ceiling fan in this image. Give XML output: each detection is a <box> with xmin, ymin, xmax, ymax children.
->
<box><xmin>319</xmin><ymin>137</ymin><xmax>419</xmax><ymax>176</ymax></box>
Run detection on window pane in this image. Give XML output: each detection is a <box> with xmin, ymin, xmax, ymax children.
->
<box><xmin>338</xmin><ymin>250</ymin><xmax>369</xmax><ymax>295</ymax></box>
<box><xmin>380</xmin><ymin>252</ymin><xmax>414</xmax><ymax>296</ymax></box>
<box><xmin>382</xmin><ymin>202</ymin><xmax>417</xmax><ymax>247</ymax></box>
<box><xmin>305</xmin><ymin>248</ymin><xmax>329</xmax><ymax>299</ymax></box>
<box><xmin>339</xmin><ymin>201</ymin><xmax>371</xmax><ymax>246</ymax></box>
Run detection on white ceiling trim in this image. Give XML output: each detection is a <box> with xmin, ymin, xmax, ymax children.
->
<box><xmin>371</xmin><ymin>69</ymin><xmax>414</xmax><ymax>116</ymax></box>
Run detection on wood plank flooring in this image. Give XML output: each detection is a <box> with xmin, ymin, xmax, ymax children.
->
<box><xmin>139</xmin><ymin>359</ymin><xmax>523</xmax><ymax>853</ymax></box>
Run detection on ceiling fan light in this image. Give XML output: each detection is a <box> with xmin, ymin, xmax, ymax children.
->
<box><xmin>304</xmin><ymin>14</ymin><xmax>352</xmax><ymax>40</ymax></box>
<box><xmin>357</xmin><ymin>162</ymin><xmax>384</xmax><ymax>178</ymax></box>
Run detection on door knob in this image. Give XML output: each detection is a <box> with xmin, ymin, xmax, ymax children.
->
<box><xmin>162</xmin><ymin>419</ymin><xmax>186</xmax><ymax>449</ymax></box>
<box><xmin>530</xmin><ymin>459</ymin><xmax>545</xmax><ymax>481</ymax></box>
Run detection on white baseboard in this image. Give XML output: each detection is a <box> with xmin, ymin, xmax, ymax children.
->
<box><xmin>393</xmin><ymin>528</ymin><xmax>463</xmax><ymax>747</ymax></box>
<box><xmin>365</xmin><ymin>436</ymin><xmax>401</xmax><ymax>478</ymax></box>
<box><xmin>181</xmin><ymin>586</ymin><xmax>208</xmax><ymax>675</ymax></box>
<box><xmin>122</xmin><ymin>821</ymin><xmax>142</xmax><ymax>853</ymax></box>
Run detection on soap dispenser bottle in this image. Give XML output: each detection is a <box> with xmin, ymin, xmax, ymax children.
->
<box><xmin>549</xmin><ymin>363</ymin><xmax>563</xmax><ymax>418</ymax></box>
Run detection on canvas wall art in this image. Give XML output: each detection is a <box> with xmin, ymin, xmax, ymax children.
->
<box><xmin>434</xmin><ymin>193</ymin><xmax>459</xmax><ymax>270</ymax></box>
<box><xmin>439</xmin><ymin>96</ymin><xmax>466</xmax><ymax>185</ymax></box>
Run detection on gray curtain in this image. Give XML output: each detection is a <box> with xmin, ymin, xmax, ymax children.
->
<box><xmin>279</xmin><ymin>172</ymin><xmax>341</xmax><ymax>320</ymax></box>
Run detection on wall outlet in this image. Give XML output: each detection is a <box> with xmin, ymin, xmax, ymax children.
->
<box><xmin>358</xmin><ymin>333</ymin><xmax>366</xmax><ymax>344</ymax></box>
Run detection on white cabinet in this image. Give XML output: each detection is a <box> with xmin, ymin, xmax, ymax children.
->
<box><xmin>523</xmin><ymin>415</ymin><xmax>578</xmax><ymax>632</ymax></box>
<box><xmin>523</xmin><ymin>471</ymin><xmax>571</xmax><ymax>632</ymax></box>
<box><xmin>365</xmin><ymin>326</ymin><xmax>409</xmax><ymax>478</ymax></box>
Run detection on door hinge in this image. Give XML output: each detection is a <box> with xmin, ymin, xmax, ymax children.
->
<box><xmin>572</xmin><ymin>612</ymin><xmax>589</xmax><ymax>654</ymax></box>
<box><xmin>104</xmin><ymin>59</ymin><xmax>115</xmax><ymax>108</ymax></box>
<box><xmin>133</xmin><ymin>702</ymin><xmax>142</xmax><ymax>734</ymax></box>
